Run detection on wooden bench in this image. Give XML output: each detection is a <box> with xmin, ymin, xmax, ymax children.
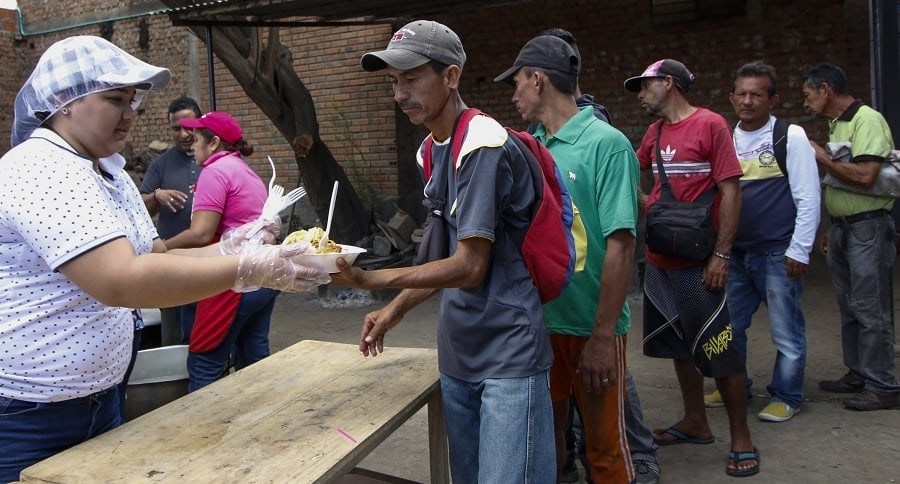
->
<box><xmin>19</xmin><ymin>340</ymin><xmax>448</xmax><ymax>483</ymax></box>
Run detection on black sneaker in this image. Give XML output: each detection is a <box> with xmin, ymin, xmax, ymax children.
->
<box><xmin>843</xmin><ymin>389</ymin><xmax>900</xmax><ymax>411</ymax></box>
<box><xmin>633</xmin><ymin>459</ymin><xmax>660</xmax><ymax>484</ymax></box>
<box><xmin>819</xmin><ymin>371</ymin><xmax>864</xmax><ymax>393</ymax></box>
<box><xmin>559</xmin><ymin>461</ymin><xmax>579</xmax><ymax>483</ymax></box>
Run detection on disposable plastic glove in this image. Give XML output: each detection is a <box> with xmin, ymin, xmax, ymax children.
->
<box><xmin>219</xmin><ymin>216</ymin><xmax>283</xmax><ymax>255</ymax></box>
<box><xmin>233</xmin><ymin>242</ymin><xmax>331</xmax><ymax>293</ymax></box>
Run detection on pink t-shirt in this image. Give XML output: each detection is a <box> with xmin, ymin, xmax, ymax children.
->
<box><xmin>192</xmin><ymin>151</ymin><xmax>267</xmax><ymax>235</ymax></box>
<box><xmin>636</xmin><ymin>108</ymin><xmax>743</xmax><ymax>269</ymax></box>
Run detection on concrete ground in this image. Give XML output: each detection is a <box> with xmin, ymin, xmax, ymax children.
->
<box><xmin>266</xmin><ymin>252</ymin><xmax>900</xmax><ymax>483</ymax></box>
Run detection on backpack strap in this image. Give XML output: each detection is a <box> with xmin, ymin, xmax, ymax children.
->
<box><xmin>654</xmin><ymin>121</ymin><xmax>676</xmax><ymax>202</ymax></box>
<box><xmin>772</xmin><ymin>117</ymin><xmax>789</xmax><ymax>177</ymax></box>
<box><xmin>422</xmin><ymin>108</ymin><xmax>482</xmax><ymax>181</ymax></box>
<box><xmin>732</xmin><ymin>118</ymin><xmax>790</xmax><ymax>177</ymax></box>
<box><xmin>420</xmin><ymin>108</ymin><xmax>483</xmax><ymax>218</ymax></box>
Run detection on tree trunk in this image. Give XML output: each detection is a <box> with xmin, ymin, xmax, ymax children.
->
<box><xmin>170</xmin><ymin>19</ymin><xmax>371</xmax><ymax>244</ymax></box>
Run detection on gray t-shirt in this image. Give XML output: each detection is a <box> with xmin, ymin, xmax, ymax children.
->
<box><xmin>421</xmin><ymin>117</ymin><xmax>552</xmax><ymax>382</ymax></box>
<box><xmin>140</xmin><ymin>147</ymin><xmax>200</xmax><ymax>239</ymax></box>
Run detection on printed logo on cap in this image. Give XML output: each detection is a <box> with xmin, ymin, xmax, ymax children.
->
<box><xmin>391</xmin><ymin>28</ymin><xmax>415</xmax><ymax>43</ymax></box>
<box><xmin>642</xmin><ymin>60</ymin><xmax>665</xmax><ymax>77</ymax></box>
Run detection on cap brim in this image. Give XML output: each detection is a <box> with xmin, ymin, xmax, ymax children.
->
<box><xmin>96</xmin><ymin>65</ymin><xmax>171</xmax><ymax>92</ymax></box>
<box><xmin>493</xmin><ymin>64</ymin><xmax>521</xmax><ymax>84</ymax></box>
<box><xmin>179</xmin><ymin>117</ymin><xmax>206</xmax><ymax>129</ymax></box>
<box><xmin>361</xmin><ymin>49</ymin><xmax>432</xmax><ymax>72</ymax></box>
<box><xmin>624</xmin><ymin>75</ymin><xmax>649</xmax><ymax>92</ymax></box>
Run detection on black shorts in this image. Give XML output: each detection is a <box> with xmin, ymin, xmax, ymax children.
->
<box><xmin>642</xmin><ymin>263</ymin><xmax>744</xmax><ymax>378</ymax></box>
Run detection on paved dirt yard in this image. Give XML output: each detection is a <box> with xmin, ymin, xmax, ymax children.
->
<box><xmin>266</xmin><ymin>252</ymin><xmax>900</xmax><ymax>483</ymax></box>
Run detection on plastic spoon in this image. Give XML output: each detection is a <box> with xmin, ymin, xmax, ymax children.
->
<box><xmin>319</xmin><ymin>181</ymin><xmax>339</xmax><ymax>251</ymax></box>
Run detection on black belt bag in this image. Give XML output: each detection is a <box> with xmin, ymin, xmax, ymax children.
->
<box><xmin>646</xmin><ymin>194</ymin><xmax>716</xmax><ymax>261</ymax></box>
<box><xmin>644</xmin><ymin>123</ymin><xmax>717</xmax><ymax>261</ymax></box>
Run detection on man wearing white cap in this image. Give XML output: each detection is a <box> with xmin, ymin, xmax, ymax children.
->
<box><xmin>625</xmin><ymin>59</ymin><xmax>759</xmax><ymax>477</ymax></box>
<box><xmin>336</xmin><ymin>20</ymin><xmax>555</xmax><ymax>482</ymax></box>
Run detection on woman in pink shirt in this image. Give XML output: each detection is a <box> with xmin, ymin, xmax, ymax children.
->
<box><xmin>166</xmin><ymin>111</ymin><xmax>278</xmax><ymax>391</ymax></box>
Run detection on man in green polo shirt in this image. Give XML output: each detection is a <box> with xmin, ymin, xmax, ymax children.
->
<box><xmin>495</xmin><ymin>35</ymin><xmax>640</xmax><ymax>483</ymax></box>
<box><xmin>802</xmin><ymin>62</ymin><xmax>899</xmax><ymax>410</ymax></box>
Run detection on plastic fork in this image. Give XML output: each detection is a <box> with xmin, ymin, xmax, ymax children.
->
<box><xmin>244</xmin><ymin>186</ymin><xmax>307</xmax><ymax>241</ymax></box>
<box><xmin>261</xmin><ymin>184</ymin><xmax>284</xmax><ymax>217</ymax></box>
<box><xmin>279</xmin><ymin>186</ymin><xmax>306</xmax><ymax>211</ymax></box>
<box><xmin>245</xmin><ymin>184</ymin><xmax>284</xmax><ymax>240</ymax></box>
<box><xmin>266</xmin><ymin>156</ymin><xmax>277</xmax><ymax>193</ymax></box>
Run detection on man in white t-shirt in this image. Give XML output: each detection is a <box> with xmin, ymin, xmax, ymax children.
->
<box><xmin>705</xmin><ymin>61</ymin><xmax>820</xmax><ymax>423</ymax></box>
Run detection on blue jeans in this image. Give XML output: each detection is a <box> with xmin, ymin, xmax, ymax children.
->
<box><xmin>828</xmin><ymin>214</ymin><xmax>899</xmax><ymax>395</ymax></box>
<box><xmin>440</xmin><ymin>371</ymin><xmax>556</xmax><ymax>483</ymax></box>
<box><xmin>177</xmin><ymin>302</ymin><xmax>197</xmax><ymax>344</ymax></box>
<box><xmin>623</xmin><ymin>370</ymin><xmax>657</xmax><ymax>463</ymax></box>
<box><xmin>187</xmin><ymin>289</ymin><xmax>277</xmax><ymax>392</ymax></box>
<box><xmin>727</xmin><ymin>249</ymin><xmax>807</xmax><ymax>408</ymax></box>
<box><xmin>0</xmin><ymin>387</ymin><xmax>120</xmax><ymax>483</ymax></box>
<box><xmin>161</xmin><ymin>302</ymin><xmax>197</xmax><ymax>345</ymax></box>
<box><xmin>117</xmin><ymin>328</ymin><xmax>142</xmax><ymax>421</ymax></box>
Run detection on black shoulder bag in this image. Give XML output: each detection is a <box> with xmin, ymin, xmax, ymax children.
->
<box><xmin>414</xmin><ymin>155</ymin><xmax>451</xmax><ymax>265</ymax></box>
<box><xmin>645</xmin><ymin>122</ymin><xmax>717</xmax><ymax>261</ymax></box>
<box><xmin>415</xmin><ymin>111</ymin><xmax>476</xmax><ymax>265</ymax></box>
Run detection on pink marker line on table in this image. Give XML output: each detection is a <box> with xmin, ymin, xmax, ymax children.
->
<box><xmin>336</xmin><ymin>428</ymin><xmax>357</xmax><ymax>443</ymax></box>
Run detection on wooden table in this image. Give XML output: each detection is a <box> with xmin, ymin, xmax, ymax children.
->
<box><xmin>19</xmin><ymin>340</ymin><xmax>448</xmax><ymax>483</ymax></box>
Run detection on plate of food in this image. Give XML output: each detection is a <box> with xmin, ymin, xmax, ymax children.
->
<box><xmin>282</xmin><ymin>227</ymin><xmax>366</xmax><ymax>273</ymax></box>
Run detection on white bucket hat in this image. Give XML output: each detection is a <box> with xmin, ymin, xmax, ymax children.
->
<box><xmin>12</xmin><ymin>35</ymin><xmax>171</xmax><ymax>147</ymax></box>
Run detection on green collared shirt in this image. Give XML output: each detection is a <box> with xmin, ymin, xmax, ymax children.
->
<box><xmin>537</xmin><ymin>106</ymin><xmax>639</xmax><ymax>337</ymax></box>
<box><xmin>824</xmin><ymin>100</ymin><xmax>894</xmax><ymax>216</ymax></box>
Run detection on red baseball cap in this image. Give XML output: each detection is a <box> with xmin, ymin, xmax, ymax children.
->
<box><xmin>180</xmin><ymin>111</ymin><xmax>242</xmax><ymax>145</ymax></box>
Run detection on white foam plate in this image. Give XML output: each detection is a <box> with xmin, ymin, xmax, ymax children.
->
<box><xmin>294</xmin><ymin>244</ymin><xmax>366</xmax><ymax>273</ymax></box>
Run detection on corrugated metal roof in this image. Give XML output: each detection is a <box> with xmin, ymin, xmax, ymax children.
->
<box><xmin>166</xmin><ymin>0</ymin><xmax>533</xmax><ymax>27</ymax></box>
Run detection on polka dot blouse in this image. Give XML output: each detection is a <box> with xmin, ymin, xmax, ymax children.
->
<box><xmin>0</xmin><ymin>128</ymin><xmax>157</xmax><ymax>403</ymax></box>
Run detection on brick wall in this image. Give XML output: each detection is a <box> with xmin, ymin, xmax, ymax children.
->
<box><xmin>0</xmin><ymin>8</ymin><xmax>22</xmax><ymax>148</ymax></box>
<box><xmin>441</xmin><ymin>0</ymin><xmax>871</xmax><ymax>147</ymax></box>
<box><xmin>4</xmin><ymin>0</ymin><xmax>874</xmax><ymax>200</ymax></box>
<box><xmin>199</xmin><ymin>24</ymin><xmax>398</xmax><ymax>193</ymax></box>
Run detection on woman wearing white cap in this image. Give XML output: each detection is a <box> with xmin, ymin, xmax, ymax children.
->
<box><xmin>0</xmin><ymin>36</ymin><xmax>329</xmax><ymax>482</ymax></box>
